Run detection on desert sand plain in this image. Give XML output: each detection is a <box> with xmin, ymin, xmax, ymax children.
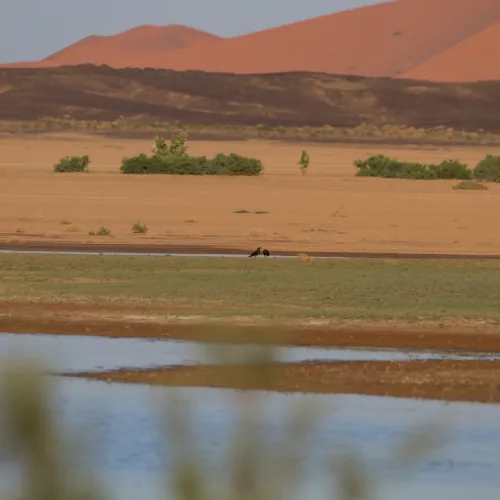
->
<box><xmin>3</xmin><ymin>133</ymin><xmax>500</xmax><ymax>403</ymax></box>
<box><xmin>1</xmin><ymin>132</ymin><xmax>500</xmax><ymax>256</ymax></box>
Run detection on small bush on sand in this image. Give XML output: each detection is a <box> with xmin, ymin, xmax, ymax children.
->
<box><xmin>89</xmin><ymin>226</ymin><xmax>111</xmax><ymax>236</ymax></box>
<box><xmin>354</xmin><ymin>155</ymin><xmax>430</xmax><ymax>179</ymax></box>
<box><xmin>299</xmin><ymin>150</ymin><xmax>310</xmax><ymax>174</ymax></box>
<box><xmin>132</xmin><ymin>220</ymin><xmax>149</xmax><ymax>233</ymax></box>
<box><xmin>121</xmin><ymin>154</ymin><xmax>209</xmax><ymax>174</ymax></box>
<box><xmin>54</xmin><ymin>155</ymin><xmax>90</xmax><ymax>173</ymax></box>
<box><xmin>354</xmin><ymin>155</ymin><xmax>472</xmax><ymax>180</ymax></box>
<box><xmin>473</xmin><ymin>154</ymin><xmax>500</xmax><ymax>182</ymax></box>
<box><xmin>453</xmin><ymin>180</ymin><xmax>488</xmax><ymax>190</ymax></box>
<box><xmin>209</xmin><ymin>152</ymin><xmax>263</xmax><ymax>176</ymax></box>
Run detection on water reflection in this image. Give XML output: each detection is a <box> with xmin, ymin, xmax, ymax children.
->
<box><xmin>0</xmin><ymin>333</ymin><xmax>498</xmax><ymax>374</ymax></box>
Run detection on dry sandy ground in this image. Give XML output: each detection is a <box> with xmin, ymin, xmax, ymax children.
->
<box><xmin>2</xmin><ymin>133</ymin><xmax>500</xmax><ymax>255</ymax></box>
<box><xmin>69</xmin><ymin>359</ymin><xmax>500</xmax><ymax>404</ymax></box>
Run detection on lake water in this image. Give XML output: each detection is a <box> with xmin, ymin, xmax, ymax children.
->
<box><xmin>0</xmin><ymin>333</ymin><xmax>498</xmax><ymax>374</ymax></box>
<box><xmin>0</xmin><ymin>332</ymin><xmax>499</xmax><ymax>500</ymax></box>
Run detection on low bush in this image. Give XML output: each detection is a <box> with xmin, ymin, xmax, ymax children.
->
<box><xmin>209</xmin><ymin>152</ymin><xmax>263</xmax><ymax>176</ymax></box>
<box><xmin>431</xmin><ymin>159</ymin><xmax>472</xmax><ymax>180</ymax></box>
<box><xmin>120</xmin><ymin>133</ymin><xmax>263</xmax><ymax>176</ymax></box>
<box><xmin>121</xmin><ymin>152</ymin><xmax>262</xmax><ymax>176</ymax></box>
<box><xmin>473</xmin><ymin>154</ymin><xmax>500</xmax><ymax>182</ymax></box>
<box><xmin>354</xmin><ymin>155</ymin><xmax>432</xmax><ymax>179</ymax></box>
<box><xmin>453</xmin><ymin>180</ymin><xmax>488</xmax><ymax>190</ymax></box>
<box><xmin>121</xmin><ymin>154</ymin><xmax>209</xmax><ymax>175</ymax></box>
<box><xmin>54</xmin><ymin>155</ymin><xmax>90</xmax><ymax>172</ymax></box>
<box><xmin>132</xmin><ymin>220</ymin><xmax>148</xmax><ymax>233</ymax></box>
<box><xmin>88</xmin><ymin>226</ymin><xmax>111</xmax><ymax>236</ymax></box>
<box><xmin>354</xmin><ymin>155</ymin><xmax>472</xmax><ymax>180</ymax></box>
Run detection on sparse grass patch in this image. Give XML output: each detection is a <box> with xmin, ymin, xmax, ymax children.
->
<box><xmin>88</xmin><ymin>226</ymin><xmax>111</xmax><ymax>236</ymax></box>
<box><xmin>453</xmin><ymin>180</ymin><xmax>488</xmax><ymax>191</ymax></box>
<box><xmin>245</xmin><ymin>229</ymin><xmax>267</xmax><ymax>239</ymax></box>
<box><xmin>65</xmin><ymin>225</ymin><xmax>81</xmax><ymax>232</ymax></box>
<box><xmin>132</xmin><ymin>220</ymin><xmax>149</xmax><ymax>234</ymax></box>
<box><xmin>7</xmin><ymin>118</ymin><xmax>500</xmax><ymax>146</ymax></box>
<box><xmin>3</xmin><ymin>254</ymin><xmax>500</xmax><ymax>322</ymax></box>
<box><xmin>60</xmin><ymin>220</ymin><xmax>71</xmax><ymax>225</ymax></box>
<box><xmin>233</xmin><ymin>209</ymin><xmax>269</xmax><ymax>214</ymax></box>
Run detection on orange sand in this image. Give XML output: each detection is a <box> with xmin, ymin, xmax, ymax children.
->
<box><xmin>1</xmin><ymin>133</ymin><xmax>500</xmax><ymax>255</ymax></box>
<box><xmin>400</xmin><ymin>21</ymin><xmax>500</xmax><ymax>82</ymax></box>
<box><xmin>42</xmin><ymin>25</ymin><xmax>220</xmax><ymax>67</ymax></box>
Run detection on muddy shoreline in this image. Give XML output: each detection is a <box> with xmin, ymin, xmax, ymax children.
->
<box><xmin>2</xmin><ymin>301</ymin><xmax>500</xmax><ymax>353</ymax></box>
<box><xmin>68</xmin><ymin>359</ymin><xmax>500</xmax><ymax>404</ymax></box>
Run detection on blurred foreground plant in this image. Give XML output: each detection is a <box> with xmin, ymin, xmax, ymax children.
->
<box><xmin>0</xmin><ymin>359</ymin><xmax>106</xmax><ymax>500</ymax></box>
<box><xmin>0</xmin><ymin>344</ymin><xmax>449</xmax><ymax>500</ymax></box>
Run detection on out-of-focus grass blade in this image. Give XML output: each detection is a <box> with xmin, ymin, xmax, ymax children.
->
<box><xmin>332</xmin><ymin>451</ymin><xmax>374</xmax><ymax>500</ymax></box>
<box><xmin>163</xmin><ymin>391</ymin><xmax>206</xmax><ymax>500</ymax></box>
<box><xmin>388</xmin><ymin>422</ymin><xmax>448</xmax><ymax>473</ymax></box>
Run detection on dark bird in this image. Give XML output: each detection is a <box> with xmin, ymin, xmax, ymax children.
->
<box><xmin>262</xmin><ymin>249</ymin><xmax>270</xmax><ymax>257</ymax></box>
<box><xmin>248</xmin><ymin>246</ymin><xmax>262</xmax><ymax>258</ymax></box>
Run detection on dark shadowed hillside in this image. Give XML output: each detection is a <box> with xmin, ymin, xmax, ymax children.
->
<box><xmin>2</xmin><ymin>65</ymin><xmax>500</xmax><ymax>131</ymax></box>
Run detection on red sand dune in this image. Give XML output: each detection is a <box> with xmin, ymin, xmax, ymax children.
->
<box><xmin>3</xmin><ymin>0</ymin><xmax>500</xmax><ymax>82</ymax></box>
<box><xmin>0</xmin><ymin>25</ymin><xmax>220</xmax><ymax>68</ymax></box>
<box><xmin>108</xmin><ymin>0</ymin><xmax>500</xmax><ymax>78</ymax></box>
<box><xmin>400</xmin><ymin>21</ymin><xmax>500</xmax><ymax>82</ymax></box>
<box><xmin>43</xmin><ymin>24</ymin><xmax>221</xmax><ymax>66</ymax></box>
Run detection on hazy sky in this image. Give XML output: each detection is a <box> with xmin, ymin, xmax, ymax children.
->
<box><xmin>1</xmin><ymin>0</ymin><xmax>387</xmax><ymax>63</ymax></box>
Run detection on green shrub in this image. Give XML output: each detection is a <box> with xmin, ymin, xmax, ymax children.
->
<box><xmin>132</xmin><ymin>220</ymin><xmax>149</xmax><ymax>233</ymax></box>
<box><xmin>354</xmin><ymin>155</ymin><xmax>433</xmax><ymax>179</ymax></box>
<box><xmin>121</xmin><ymin>132</ymin><xmax>263</xmax><ymax>176</ymax></box>
<box><xmin>121</xmin><ymin>154</ymin><xmax>209</xmax><ymax>174</ymax></box>
<box><xmin>354</xmin><ymin>155</ymin><xmax>472</xmax><ymax>180</ymax></box>
<box><xmin>89</xmin><ymin>226</ymin><xmax>111</xmax><ymax>236</ymax></box>
<box><xmin>54</xmin><ymin>155</ymin><xmax>90</xmax><ymax>172</ymax></box>
<box><xmin>121</xmin><ymin>150</ymin><xmax>263</xmax><ymax>176</ymax></box>
<box><xmin>432</xmin><ymin>159</ymin><xmax>472</xmax><ymax>180</ymax></box>
<box><xmin>473</xmin><ymin>154</ymin><xmax>500</xmax><ymax>182</ymax></box>
<box><xmin>453</xmin><ymin>180</ymin><xmax>488</xmax><ymax>190</ymax></box>
<box><xmin>299</xmin><ymin>150</ymin><xmax>310</xmax><ymax>174</ymax></box>
<box><xmin>208</xmin><ymin>152</ymin><xmax>263</xmax><ymax>176</ymax></box>
<box><xmin>152</xmin><ymin>131</ymin><xmax>188</xmax><ymax>159</ymax></box>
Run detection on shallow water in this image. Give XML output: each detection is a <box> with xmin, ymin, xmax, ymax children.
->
<box><xmin>1</xmin><ymin>333</ymin><xmax>499</xmax><ymax>499</ymax></box>
<box><xmin>0</xmin><ymin>332</ymin><xmax>498</xmax><ymax>373</ymax></box>
<box><xmin>2</xmin><ymin>377</ymin><xmax>499</xmax><ymax>500</ymax></box>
